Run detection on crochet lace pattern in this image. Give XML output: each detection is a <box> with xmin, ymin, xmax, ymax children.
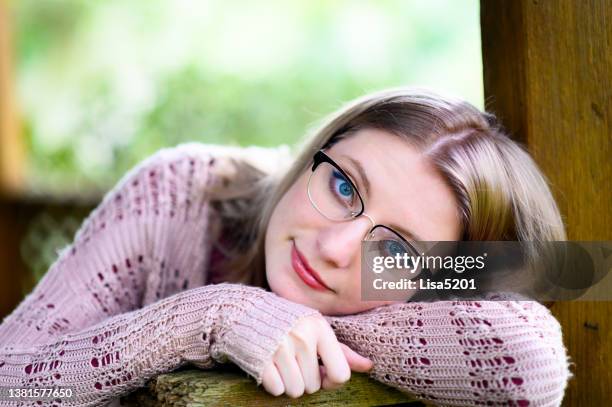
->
<box><xmin>0</xmin><ymin>144</ymin><xmax>572</xmax><ymax>406</ymax></box>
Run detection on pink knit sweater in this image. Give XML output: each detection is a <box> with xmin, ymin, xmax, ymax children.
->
<box><xmin>0</xmin><ymin>144</ymin><xmax>572</xmax><ymax>406</ymax></box>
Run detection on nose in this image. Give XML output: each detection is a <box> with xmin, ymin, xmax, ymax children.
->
<box><xmin>316</xmin><ymin>216</ymin><xmax>373</xmax><ymax>270</ymax></box>
<box><xmin>361</xmin><ymin>213</ymin><xmax>376</xmax><ymax>231</ymax></box>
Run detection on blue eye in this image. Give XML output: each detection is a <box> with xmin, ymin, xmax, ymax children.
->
<box><xmin>331</xmin><ymin>170</ymin><xmax>354</xmax><ymax>200</ymax></box>
<box><xmin>384</xmin><ymin>240</ymin><xmax>408</xmax><ymax>257</ymax></box>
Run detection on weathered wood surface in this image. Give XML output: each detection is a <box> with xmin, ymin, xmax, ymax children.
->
<box><xmin>481</xmin><ymin>1</ymin><xmax>611</xmax><ymax>405</ymax></box>
<box><xmin>120</xmin><ymin>367</ymin><xmax>424</xmax><ymax>407</ymax></box>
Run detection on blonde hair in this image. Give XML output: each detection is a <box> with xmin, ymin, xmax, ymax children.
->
<box><xmin>209</xmin><ymin>88</ymin><xmax>566</xmax><ymax>288</ymax></box>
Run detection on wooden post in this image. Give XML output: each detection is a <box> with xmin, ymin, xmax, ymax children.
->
<box><xmin>0</xmin><ymin>0</ymin><xmax>24</xmax><ymax>197</ymax></box>
<box><xmin>0</xmin><ymin>0</ymin><xmax>29</xmax><ymax>317</ymax></box>
<box><xmin>481</xmin><ymin>0</ymin><xmax>611</xmax><ymax>405</ymax></box>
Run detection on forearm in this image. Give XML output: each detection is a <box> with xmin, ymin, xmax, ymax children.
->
<box><xmin>0</xmin><ymin>289</ymin><xmax>200</xmax><ymax>406</ymax></box>
<box><xmin>327</xmin><ymin>298</ymin><xmax>571</xmax><ymax>406</ymax></box>
<box><xmin>0</xmin><ymin>284</ymin><xmax>318</xmax><ymax>406</ymax></box>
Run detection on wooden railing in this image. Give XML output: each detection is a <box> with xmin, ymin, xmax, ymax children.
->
<box><xmin>120</xmin><ymin>366</ymin><xmax>424</xmax><ymax>407</ymax></box>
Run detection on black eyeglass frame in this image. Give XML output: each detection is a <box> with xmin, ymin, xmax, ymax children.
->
<box><xmin>309</xmin><ymin>150</ymin><xmax>421</xmax><ymax>257</ymax></box>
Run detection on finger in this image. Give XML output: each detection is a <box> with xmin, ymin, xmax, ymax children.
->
<box><xmin>339</xmin><ymin>343</ymin><xmax>374</xmax><ymax>373</ymax></box>
<box><xmin>275</xmin><ymin>343</ymin><xmax>305</xmax><ymax>398</ymax></box>
<box><xmin>320</xmin><ymin>365</ymin><xmax>343</xmax><ymax>390</ymax></box>
<box><xmin>317</xmin><ymin>328</ymin><xmax>351</xmax><ymax>385</ymax></box>
<box><xmin>295</xmin><ymin>345</ymin><xmax>321</xmax><ymax>394</ymax></box>
<box><xmin>262</xmin><ymin>363</ymin><xmax>284</xmax><ymax>397</ymax></box>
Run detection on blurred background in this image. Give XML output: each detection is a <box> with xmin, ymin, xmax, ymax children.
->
<box><xmin>0</xmin><ymin>0</ymin><xmax>483</xmax><ymax>297</ymax></box>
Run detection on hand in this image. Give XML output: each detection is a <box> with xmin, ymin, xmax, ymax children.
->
<box><xmin>261</xmin><ymin>314</ymin><xmax>373</xmax><ymax>398</ymax></box>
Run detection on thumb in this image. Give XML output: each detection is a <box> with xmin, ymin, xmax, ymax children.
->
<box><xmin>339</xmin><ymin>343</ymin><xmax>373</xmax><ymax>373</ymax></box>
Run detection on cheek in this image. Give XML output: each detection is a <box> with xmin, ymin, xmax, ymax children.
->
<box><xmin>269</xmin><ymin>178</ymin><xmax>312</xmax><ymax>234</ymax></box>
<box><xmin>265</xmin><ymin>177</ymin><xmax>311</xmax><ymax>270</ymax></box>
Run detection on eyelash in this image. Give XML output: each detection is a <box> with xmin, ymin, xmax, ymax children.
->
<box><xmin>341</xmin><ymin>168</ymin><xmax>364</xmax><ymax>200</ymax></box>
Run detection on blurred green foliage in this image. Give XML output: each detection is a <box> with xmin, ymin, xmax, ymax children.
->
<box><xmin>12</xmin><ymin>0</ymin><xmax>483</xmax><ymax>194</ymax></box>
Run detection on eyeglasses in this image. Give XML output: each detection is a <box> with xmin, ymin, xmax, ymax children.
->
<box><xmin>307</xmin><ymin>150</ymin><xmax>424</xmax><ymax>268</ymax></box>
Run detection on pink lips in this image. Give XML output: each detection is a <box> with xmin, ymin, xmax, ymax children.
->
<box><xmin>291</xmin><ymin>241</ymin><xmax>332</xmax><ymax>292</ymax></box>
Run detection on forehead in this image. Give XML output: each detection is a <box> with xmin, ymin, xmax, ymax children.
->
<box><xmin>326</xmin><ymin>128</ymin><xmax>462</xmax><ymax>241</ymax></box>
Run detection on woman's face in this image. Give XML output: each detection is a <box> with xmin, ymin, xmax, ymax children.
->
<box><xmin>265</xmin><ymin>128</ymin><xmax>462</xmax><ymax>315</ymax></box>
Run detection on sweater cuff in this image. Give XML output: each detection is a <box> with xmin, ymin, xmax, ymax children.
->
<box><xmin>214</xmin><ymin>292</ymin><xmax>320</xmax><ymax>384</ymax></box>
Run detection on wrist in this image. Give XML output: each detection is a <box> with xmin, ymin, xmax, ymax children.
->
<box><xmin>211</xmin><ymin>286</ymin><xmax>320</xmax><ymax>383</ymax></box>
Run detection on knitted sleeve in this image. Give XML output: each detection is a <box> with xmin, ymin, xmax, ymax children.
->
<box><xmin>0</xmin><ymin>145</ymin><xmax>319</xmax><ymax>406</ymax></box>
<box><xmin>1</xmin><ymin>145</ymin><xmax>217</xmax><ymax>346</ymax></box>
<box><xmin>327</xmin><ymin>294</ymin><xmax>572</xmax><ymax>407</ymax></box>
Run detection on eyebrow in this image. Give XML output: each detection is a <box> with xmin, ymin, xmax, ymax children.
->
<box><xmin>339</xmin><ymin>154</ymin><xmax>425</xmax><ymax>243</ymax></box>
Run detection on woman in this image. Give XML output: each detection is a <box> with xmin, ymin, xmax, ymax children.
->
<box><xmin>0</xmin><ymin>88</ymin><xmax>571</xmax><ymax>406</ymax></box>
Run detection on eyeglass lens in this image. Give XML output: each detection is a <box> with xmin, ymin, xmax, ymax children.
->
<box><xmin>308</xmin><ymin>156</ymin><xmax>419</xmax><ymax>261</ymax></box>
